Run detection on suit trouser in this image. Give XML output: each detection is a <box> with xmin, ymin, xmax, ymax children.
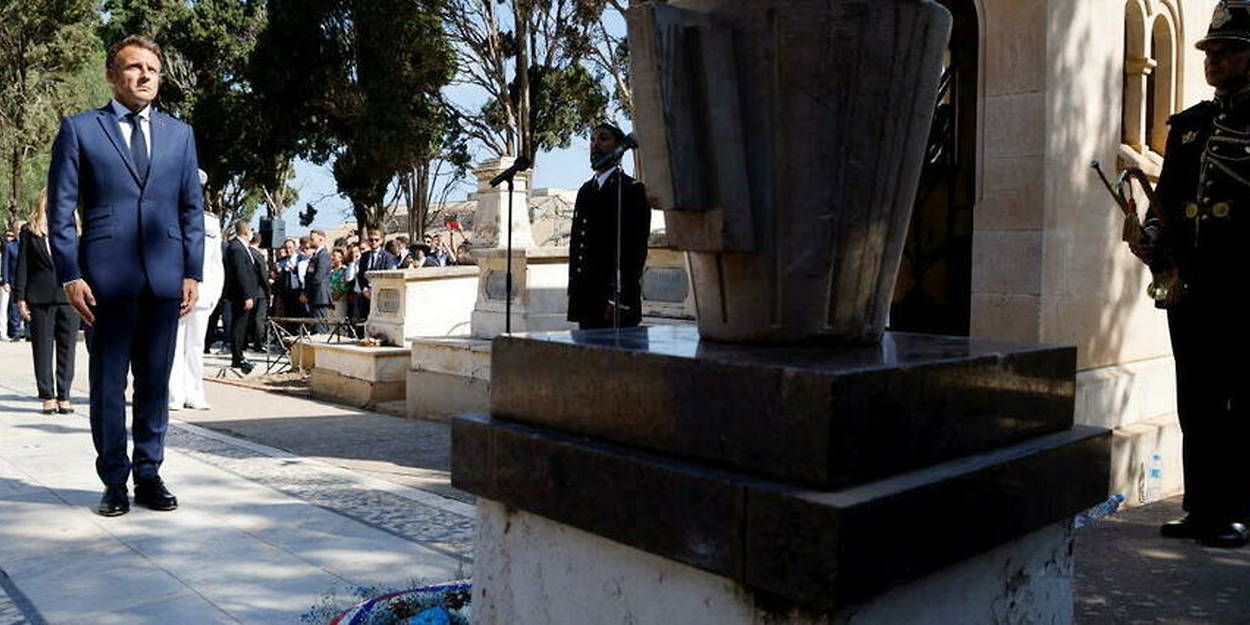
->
<box><xmin>7</xmin><ymin>294</ymin><xmax>22</xmax><ymax>339</ymax></box>
<box><xmin>230</xmin><ymin>298</ymin><xmax>256</xmax><ymax>365</ymax></box>
<box><xmin>1169</xmin><ymin>298</ymin><xmax>1250</xmax><ymax>522</ymax></box>
<box><xmin>28</xmin><ymin>303</ymin><xmax>79</xmax><ymax>400</ymax></box>
<box><xmin>170</xmin><ymin>299</ymin><xmax>216</xmax><ymax>407</ymax></box>
<box><xmin>0</xmin><ymin>287</ymin><xmax>8</xmax><ymax>338</ymax></box>
<box><xmin>89</xmin><ymin>293</ymin><xmax>180</xmax><ymax>486</ymax></box>
<box><xmin>249</xmin><ymin>296</ymin><xmax>269</xmax><ymax>348</ymax></box>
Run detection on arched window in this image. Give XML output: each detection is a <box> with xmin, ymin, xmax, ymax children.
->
<box><xmin>1123</xmin><ymin>0</ymin><xmax>1150</xmax><ymax>151</ymax></box>
<box><xmin>1121</xmin><ymin>0</ymin><xmax>1181</xmax><ymax>172</ymax></box>
<box><xmin>1149</xmin><ymin>14</ymin><xmax>1176</xmax><ymax>154</ymax></box>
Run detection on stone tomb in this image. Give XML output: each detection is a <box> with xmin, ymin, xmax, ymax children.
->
<box><xmin>452</xmin><ymin>326</ymin><xmax>1110</xmax><ymax>624</ymax></box>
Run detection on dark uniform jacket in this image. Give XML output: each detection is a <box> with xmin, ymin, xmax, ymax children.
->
<box><xmin>1152</xmin><ymin>86</ymin><xmax>1250</xmax><ymax>522</ymax></box>
<box><xmin>1155</xmin><ymin>91</ymin><xmax>1250</xmax><ymax>300</ymax></box>
<box><xmin>567</xmin><ymin>169</ymin><xmax>651</xmax><ymax>327</ymax></box>
<box><xmin>223</xmin><ymin>238</ymin><xmax>262</xmax><ymax>302</ymax></box>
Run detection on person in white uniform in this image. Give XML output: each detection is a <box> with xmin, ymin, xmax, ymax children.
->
<box><xmin>168</xmin><ymin>170</ymin><xmax>224</xmax><ymax>410</ymax></box>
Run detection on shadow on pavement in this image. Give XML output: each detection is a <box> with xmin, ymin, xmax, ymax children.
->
<box><xmin>1076</xmin><ymin>496</ymin><xmax>1250</xmax><ymax>625</ymax></box>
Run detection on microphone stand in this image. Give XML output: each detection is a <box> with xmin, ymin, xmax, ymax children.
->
<box><xmin>490</xmin><ymin>156</ymin><xmax>530</xmax><ymax>335</ymax></box>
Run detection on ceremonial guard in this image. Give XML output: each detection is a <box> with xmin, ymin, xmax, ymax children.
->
<box><xmin>1131</xmin><ymin>0</ymin><xmax>1250</xmax><ymax>548</ymax></box>
<box><xmin>567</xmin><ymin>123</ymin><xmax>651</xmax><ymax>330</ymax></box>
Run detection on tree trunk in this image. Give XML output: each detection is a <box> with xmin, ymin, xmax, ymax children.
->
<box><xmin>515</xmin><ymin>0</ymin><xmax>532</xmax><ymax>162</ymax></box>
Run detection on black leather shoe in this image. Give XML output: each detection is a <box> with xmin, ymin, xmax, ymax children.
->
<box><xmin>97</xmin><ymin>485</ymin><xmax>129</xmax><ymax>516</ymax></box>
<box><xmin>1197</xmin><ymin>521</ymin><xmax>1249</xmax><ymax>548</ymax></box>
<box><xmin>232</xmin><ymin>359</ymin><xmax>255</xmax><ymax>374</ymax></box>
<box><xmin>1161</xmin><ymin>515</ymin><xmax>1203</xmax><ymax>539</ymax></box>
<box><xmin>134</xmin><ymin>478</ymin><xmax>178</xmax><ymax>511</ymax></box>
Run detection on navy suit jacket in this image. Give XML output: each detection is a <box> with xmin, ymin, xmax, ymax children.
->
<box><xmin>356</xmin><ymin>249</ymin><xmax>397</xmax><ymax>293</ymax></box>
<box><xmin>1</xmin><ymin>237</ymin><xmax>17</xmax><ymax>286</ymax></box>
<box><xmin>46</xmin><ymin>104</ymin><xmax>205</xmax><ymax>301</ymax></box>
<box><xmin>304</xmin><ymin>247</ymin><xmax>332</xmax><ymax>306</ymax></box>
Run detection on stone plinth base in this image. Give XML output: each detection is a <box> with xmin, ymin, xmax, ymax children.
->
<box><xmin>363</xmin><ymin>267</ymin><xmax>479</xmax><ymax>346</ymax></box>
<box><xmin>310</xmin><ymin>343</ymin><xmax>410</xmax><ymax>409</ymax></box>
<box><xmin>472</xmin><ymin>499</ymin><xmax>1075</xmax><ymax>625</ymax></box>
<box><xmin>640</xmin><ymin>246</ymin><xmax>695</xmax><ymax>319</ymax></box>
<box><xmin>1075</xmin><ymin>357</ymin><xmax>1183</xmax><ymax>507</ymax></box>
<box><xmin>406</xmin><ymin>336</ymin><xmax>492</xmax><ymax>420</ymax></box>
<box><xmin>470</xmin><ymin>247</ymin><xmax>574</xmax><ymax>339</ymax></box>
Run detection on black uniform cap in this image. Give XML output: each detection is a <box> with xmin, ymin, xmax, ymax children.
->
<box><xmin>1197</xmin><ymin>1</ymin><xmax>1250</xmax><ymax>50</ymax></box>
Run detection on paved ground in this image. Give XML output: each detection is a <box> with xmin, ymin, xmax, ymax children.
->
<box><xmin>2</xmin><ymin>338</ymin><xmax>1249</xmax><ymax>624</ymax></box>
<box><xmin>0</xmin><ymin>340</ymin><xmax>471</xmax><ymax>625</ymax></box>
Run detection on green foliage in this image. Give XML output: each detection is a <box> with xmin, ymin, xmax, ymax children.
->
<box><xmin>102</xmin><ymin>0</ymin><xmax>276</xmax><ymax>224</ymax></box>
<box><xmin>252</xmin><ymin>0</ymin><xmax>456</xmax><ymax>231</ymax></box>
<box><xmin>0</xmin><ymin>0</ymin><xmax>100</xmax><ymax>225</ymax></box>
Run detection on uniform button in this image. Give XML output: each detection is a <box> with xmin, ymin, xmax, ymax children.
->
<box><xmin>1206</xmin><ymin>179</ymin><xmax>1214</xmax><ymax>187</ymax></box>
<box><xmin>1203</xmin><ymin>197</ymin><xmax>1212</xmax><ymax>203</ymax></box>
<box><xmin>1220</xmin><ymin>114</ymin><xmax>1229</xmax><ymax>121</ymax></box>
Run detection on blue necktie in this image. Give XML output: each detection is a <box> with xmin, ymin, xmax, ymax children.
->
<box><xmin>127</xmin><ymin>112</ymin><xmax>149</xmax><ymax>181</ymax></box>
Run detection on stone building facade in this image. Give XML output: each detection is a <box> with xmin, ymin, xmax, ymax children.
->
<box><xmin>911</xmin><ymin>0</ymin><xmax>1219</xmax><ymax>502</ymax></box>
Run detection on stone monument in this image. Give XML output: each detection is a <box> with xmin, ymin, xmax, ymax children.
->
<box><xmin>452</xmin><ymin>2</ymin><xmax>1111</xmax><ymax>623</ymax></box>
<box><xmin>468</xmin><ymin>157</ymin><xmax>575</xmax><ymax>338</ymax></box>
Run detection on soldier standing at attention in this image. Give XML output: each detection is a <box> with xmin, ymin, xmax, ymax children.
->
<box><xmin>567</xmin><ymin>123</ymin><xmax>651</xmax><ymax>330</ymax></box>
<box><xmin>1134</xmin><ymin>0</ymin><xmax>1250</xmax><ymax>548</ymax></box>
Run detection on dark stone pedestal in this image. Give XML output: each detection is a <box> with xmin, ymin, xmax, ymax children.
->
<box><xmin>453</xmin><ymin>325</ymin><xmax>1110</xmax><ymax>613</ymax></box>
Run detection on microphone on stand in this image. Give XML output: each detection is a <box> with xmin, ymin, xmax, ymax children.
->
<box><xmin>490</xmin><ymin>155</ymin><xmax>532</xmax><ymax>188</ymax></box>
<box><xmin>592</xmin><ymin>133</ymin><xmax>640</xmax><ymax>172</ymax></box>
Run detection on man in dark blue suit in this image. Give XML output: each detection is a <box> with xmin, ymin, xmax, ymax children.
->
<box><xmin>2</xmin><ymin>225</ymin><xmax>25</xmax><ymax>340</ymax></box>
<box><xmin>356</xmin><ymin>227</ymin><xmax>397</xmax><ymax>317</ymax></box>
<box><xmin>301</xmin><ymin>229</ymin><xmax>332</xmax><ymax>331</ymax></box>
<box><xmin>47</xmin><ymin>35</ymin><xmax>204</xmax><ymax>517</ymax></box>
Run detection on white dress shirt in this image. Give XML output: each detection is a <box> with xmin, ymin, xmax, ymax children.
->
<box><xmin>109</xmin><ymin>99</ymin><xmax>152</xmax><ymax>156</ymax></box>
<box><xmin>593</xmin><ymin>165</ymin><xmax>621</xmax><ymax>190</ymax></box>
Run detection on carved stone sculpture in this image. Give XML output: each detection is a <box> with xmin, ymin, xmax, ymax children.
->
<box><xmin>628</xmin><ymin>0</ymin><xmax>952</xmax><ymax>343</ymax></box>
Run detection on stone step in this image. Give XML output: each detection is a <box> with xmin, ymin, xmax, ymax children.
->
<box><xmin>1110</xmin><ymin>412</ymin><xmax>1183</xmax><ymax>508</ymax></box>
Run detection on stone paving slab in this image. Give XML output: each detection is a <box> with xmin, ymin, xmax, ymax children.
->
<box><xmin>0</xmin><ymin>344</ymin><xmax>472</xmax><ymax>625</ymax></box>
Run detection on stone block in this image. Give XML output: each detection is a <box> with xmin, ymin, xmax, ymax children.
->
<box><xmin>1074</xmin><ymin>356</ymin><xmax>1177</xmax><ymax>429</ymax></box>
<box><xmin>363</xmin><ymin>267</ymin><xmax>479</xmax><ymax>346</ymax></box>
<box><xmin>310</xmin><ymin>367</ymin><xmax>405</xmax><ymax>408</ymax></box>
<box><xmin>971</xmin><ymin>229</ymin><xmax>1043</xmax><ymax>295</ymax></box>
<box><xmin>984</xmin><ymin>0</ymin><xmax>1046</xmax><ymax>96</ymax></box>
<box><xmin>312</xmin><ymin>343</ymin><xmax>410</xmax><ymax>383</ymax></box>
<box><xmin>1109</xmin><ymin>413</ymin><xmax>1183</xmax><ymax>508</ymax></box>
<box><xmin>409</xmin><ymin>336</ymin><xmax>492</xmax><ymax>380</ymax></box>
<box><xmin>975</xmin><ymin>157</ymin><xmax>1045</xmax><ymax>231</ymax></box>
<box><xmin>407</xmin><ymin>369</ymin><xmax>490</xmax><ymax>421</ymax></box>
<box><xmin>452</xmin><ymin>414</ymin><xmax>1109</xmax><ymax>612</ymax></box>
<box><xmin>984</xmin><ymin>93</ymin><xmax>1046</xmax><ymax>158</ymax></box>
<box><xmin>454</xmin><ymin>414</ymin><xmax>746</xmax><ymax>575</ymax></box>
<box><xmin>473</xmin><ymin>500</ymin><xmax>1075</xmax><ymax>625</ymax></box>
<box><xmin>970</xmin><ymin>293</ymin><xmax>1041</xmax><ymax>343</ymax></box>
<box><xmin>491</xmin><ymin>326</ymin><xmax>1075</xmax><ymax>489</ymax></box>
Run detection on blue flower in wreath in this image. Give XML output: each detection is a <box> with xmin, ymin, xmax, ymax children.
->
<box><xmin>407</xmin><ymin>606</ymin><xmax>450</xmax><ymax>625</ymax></box>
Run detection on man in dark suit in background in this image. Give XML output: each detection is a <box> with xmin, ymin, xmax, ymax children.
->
<box><xmin>48</xmin><ymin>35</ymin><xmax>204</xmax><ymax>516</ymax></box>
<box><xmin>356</xmin><ymin>228</ymin><xmax>396</xmax><ymax>321</ymax></box>
<box><xmin>301</xmin><ymin>229</ymin><xmax>332</xmax><ymax>331</ymax></box>
<box><xmin>223</xmin><ymin>221</ymin><xmax>261</xmax><ymax>373</ymax></box>
<box><xmin>2</xmin><ymin>224</ymin><xmax>25</xmax><ymax>341</ymax></box>
<box><xmin>247</xmin><ymin>234</ymin><xmax>270</xmax><ymax>351</ymax></box>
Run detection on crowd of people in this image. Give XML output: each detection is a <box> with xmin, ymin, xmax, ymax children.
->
<box><xmin>204</xmin><ymin>224</ymin><xmax>476</xmax><ymax>373</ymax></box>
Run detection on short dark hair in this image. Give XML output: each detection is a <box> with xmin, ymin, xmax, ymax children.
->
<box><xmin>592</xmin><ymin>122</ymin><xmax>626</xmax><ymax>144</ymax></box>
<box><xmin>106</xmin><ymin>35</ymin><xmax>162</xmax><ymax>70</ymax></box>
<box><xmin>310</xmin><ymin>229</ymin><xmax>326</xmax><ymax>238</ymax></box>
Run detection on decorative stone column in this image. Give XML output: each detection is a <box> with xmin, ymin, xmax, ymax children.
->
<box><xmin>467</xmin><ymin>158</ymin><xmax>574</xmax><ymax>339</ymax></box>
<box><xmin>469</xmin><ymin>156</ymin><xmax>535</xmax><ymax>251</ymax></box>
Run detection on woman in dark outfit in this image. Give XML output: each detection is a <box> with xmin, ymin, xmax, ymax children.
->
<box><xmin>15</xmin><ymin>190</ymin><xmax>80</xmax><ymax>414</ymax></box>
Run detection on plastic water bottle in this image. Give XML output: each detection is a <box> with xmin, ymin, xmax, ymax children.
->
<box><xmin>1074</xmin><ymin>494</ymin><xmax>1126</xmax><ymax>529</ymax></box>
<box><xmin>1145</xmin><ymin>454</ymin><xmax>1164</xmax><ymax>502</ymax></box>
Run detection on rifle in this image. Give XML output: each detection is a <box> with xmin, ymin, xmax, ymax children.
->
<box><xmin>1089</xmin><ymin>160</ymin><xmax>1185</xmax><ymax>308</ymax></box>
